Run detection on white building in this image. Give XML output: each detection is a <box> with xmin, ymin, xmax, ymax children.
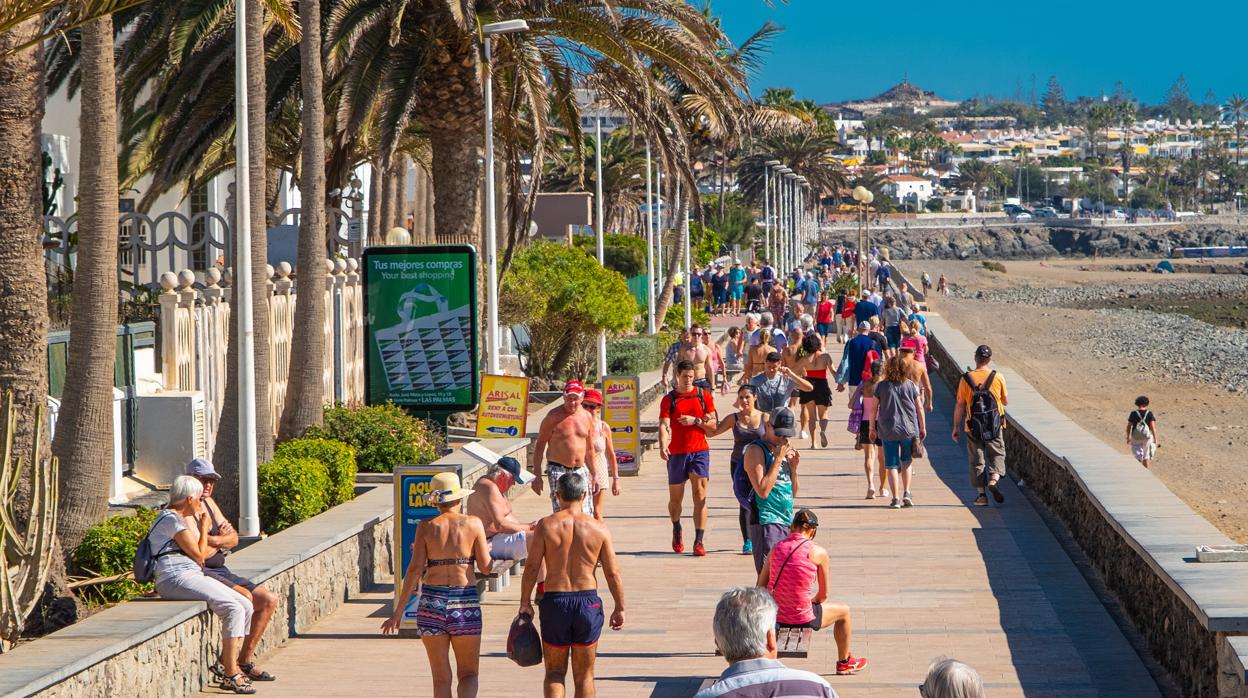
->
<box><xmin>884</xmin><ymin>174</ymin><xmax>933</xmax><ymax>208</ymax></box>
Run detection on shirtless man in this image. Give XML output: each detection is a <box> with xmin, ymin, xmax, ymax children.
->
<box><xmin>662</xmin><ymin>326</ymin><xmax>715</xmax><ymax>390</ymax></box>
<box><xmin>520</xmin><ymin>473</ymin><xmax>625</xmax><ymax>698</ymax></box>
<box><xmin>466</xmin><ymin>457</ymin><xmax>536</xmax><ymax>561</ymax></box>
<box><xmin>533</xmin><ymin>380</ymin><xmax>597</xmax><ymax>517</ymax></box>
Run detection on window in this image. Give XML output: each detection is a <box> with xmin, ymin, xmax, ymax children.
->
<box><xmin>189</xmin><ymin>184</ymin><xmax>209</xmax><ymax>270</ymax></box>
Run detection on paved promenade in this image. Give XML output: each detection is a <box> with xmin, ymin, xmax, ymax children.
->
<box><xmin>198</xmin><ymin>362</ymin><xmax>1161</xmax><ymax>697</ymax></box>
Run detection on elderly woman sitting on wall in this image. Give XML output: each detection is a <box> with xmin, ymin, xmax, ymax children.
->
<box><xmin>150</xmin><ymin>475</ymin><xmax>257</xmax><ymax>694</ymax></box>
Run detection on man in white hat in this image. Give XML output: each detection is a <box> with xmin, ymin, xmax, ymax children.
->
<box><xmin>467</xmin><ymin>457</ymin><xmax>537</xmax><ymax>561</ymax></box>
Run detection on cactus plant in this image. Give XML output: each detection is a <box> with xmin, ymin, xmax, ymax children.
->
<box><xmin>0</xmin><ymin>391</ymin><xmax>59</xmax><ymax>652</ymax></box>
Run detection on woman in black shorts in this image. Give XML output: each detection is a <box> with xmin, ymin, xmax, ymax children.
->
<box><xmin>794</xmin><ymin>333</ymin><xmax>835</xmax><ymax>450</ymax></box>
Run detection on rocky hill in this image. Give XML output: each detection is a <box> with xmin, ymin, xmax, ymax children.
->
<box><xmin>859</xmin><ymin>224</ymin><xmax>1248</xmax><ymax>259</ymax></box>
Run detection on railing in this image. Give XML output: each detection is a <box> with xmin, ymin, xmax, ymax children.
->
<box><xmin>156</xmin><ymin>258</ymin><xmax>364</xmax><ymax>449</ymax></box>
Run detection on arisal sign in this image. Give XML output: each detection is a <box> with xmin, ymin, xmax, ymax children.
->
<box><xmin>362</xmin><ymin>245</ymin><xmax>479</xmax><ymax>411</ymax></box>
<box><xmin>476</xmin><ymin>375</ymin><xmax>529</xmax><ymax>438</ymax></box>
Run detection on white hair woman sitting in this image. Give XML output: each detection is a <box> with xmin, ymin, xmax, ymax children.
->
<box><xmin>150</xmin><ymin>475</ymin><xmax>256</xmax><ymax>694</ymax></box>
<box><xmin>920</xmin><ymin>657</ymin><xmax>984</xmax><ymax>698</ymax></box>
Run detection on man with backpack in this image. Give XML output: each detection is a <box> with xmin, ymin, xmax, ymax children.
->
<box><xmin>1126</xmin><ymin>395</ymin><xmax>1159</xmax><ymax>468</ymax></box>
<box><xmin>660</xmin><ymin>359</ymin><xmax>718</xmax><ymax>556</ymax></box>
<box><xmin>951</xmin><ymin>345</ymin><xmax>1009</xmax><ymax>507</ymax></box>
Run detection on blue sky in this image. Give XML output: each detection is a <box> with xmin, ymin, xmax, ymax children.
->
<box><xmin>714</xmin><ymin>0</ymin><xmax>1248</xmax><ymax>106</ymax></box>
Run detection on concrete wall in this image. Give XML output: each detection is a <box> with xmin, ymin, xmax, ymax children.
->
<box><xmin>0</xmin><ymin>439</ymin><xmax>528</xmax><ymax>698</ymax></box>
<box><xmin>922</xmin><ymin>313</ymin><xmax>1248</xmax><ymax>697</ymax></box>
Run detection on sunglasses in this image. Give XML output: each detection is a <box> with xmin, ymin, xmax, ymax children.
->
<box><xmin>585</xmin><ymin>403</ymin><xmax>600</xmax><ymax>410</ymax></box>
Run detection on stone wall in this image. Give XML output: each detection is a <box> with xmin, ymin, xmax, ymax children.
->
<box><xmin>924</xmin><ymin>319</ymin><xmax>1248</xmax><ymax>698</ymax></box>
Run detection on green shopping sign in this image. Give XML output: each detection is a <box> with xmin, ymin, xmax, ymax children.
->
<box><xmin>362</xmin><ymin>245</ymin><xmax>480</xmax><ymax>411</ymax></box>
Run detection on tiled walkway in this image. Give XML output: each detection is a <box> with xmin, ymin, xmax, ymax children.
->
<box><xmin>199</xmin><ymin>354</ymin><xmax>1161</xmax><ymax>697</ymax></box>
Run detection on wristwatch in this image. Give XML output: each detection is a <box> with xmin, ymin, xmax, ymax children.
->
<box><xmin>693</xmin><ymin>417</ymin><xmax>703</xmax><ymax>426</ymax></box>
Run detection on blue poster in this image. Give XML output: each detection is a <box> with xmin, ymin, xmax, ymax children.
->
<box><xmin>395</xmin><ymin>468</ymin><xmax>441</xmax><ymax>626</ymax></box>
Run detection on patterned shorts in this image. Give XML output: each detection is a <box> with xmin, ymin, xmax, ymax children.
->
<box><xmin>548</xmin><ymin>464</ymin><xmax>595</xmax><ymax>516</ymax></box>
<box><xmin>416</xmin><ymin>584</ymin><xmax>482</xmax><ymax>637</ymax></box>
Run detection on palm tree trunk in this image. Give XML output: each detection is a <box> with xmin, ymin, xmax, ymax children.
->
<box><xmin>0</xmin><ymin>18</ymin><xmax>79</xmax><ymax>633</ymax></box>
<box><xmin>653</xmin><ymin>180</ymin><xmax>687</xmax><ymax>325</ymax></box>
<box><xmin>393</xmin><ymin>157</ymin><xmax>408</xmax><ymax>231</ymax></box>
<box><xmin>424</xmin><ymin>165</ymin><xmax>437</xmax><ymax>243</ymax></box>
<box><xmin>53</xmin><ymin>16</ymin><xmax>120</xmax><ymax>552</ymax></box>
<box><xmin>367</xmin><ymin>157</ymin><xmax>382</xmax><ymax>245</ymax></box>
<box><xmin>411</xmin><ymin>164</ymin><xmax>427</xmax><ymax>243</ymax></box>
<box><xmin>266</xmin><ymin>165</ymin><xmax>284</xmax><ymax>215</ymax></box>
<box><xmin>213</xmin><ymin>0</ymin><xmax>274</xmax><ymax>517</ymax></box>
<box><xmin>278</xmin><ymin>0</ymin><xmax>327</xmax><ymax>441</ymax></box>
<box><xmin>377</xmin><ymin>163</ymin><xmax>393</xmax><ymax>241</ymax></box>
<box><xmin>0</xmin><ymin>18</ymin><xmax>50</xmax><ymax>492</ymax></box>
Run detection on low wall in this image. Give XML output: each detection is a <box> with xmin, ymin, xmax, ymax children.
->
<box><xmin>0</xmin><ymin>439</ymin><xmax>529</xmax><ymax>698</ymax></box>
<box><xmin>924</xmin><ymin>314</ymin><xmax>1248</xmax><ymax>697</ymax></box>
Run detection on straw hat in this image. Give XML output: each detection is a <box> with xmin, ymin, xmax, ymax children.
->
<box><xmin>428</xmin><ymin>472</ymin><xmax>473</xmax><ymax>504</ymax></box>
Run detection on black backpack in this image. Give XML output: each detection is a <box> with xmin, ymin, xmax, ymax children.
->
<box><xmin>133</xmin><ymin>510</ymin><xmax>177</xmax><ymax>583</ymax></box>
<box><xmin>667</xmin><ymin>388</ymin><xmax>709</xmax><ymax>416</ymax></box>
<box><xmin>962</xmin><ymin>371</ymin><xmax>1001</xmax><ymax>442</ymax></box>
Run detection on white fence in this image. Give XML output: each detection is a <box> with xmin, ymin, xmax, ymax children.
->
<box><xmin>157</xmin><ymin>259</ymin><xmax>364</xmax><ymax>451</ymax></box>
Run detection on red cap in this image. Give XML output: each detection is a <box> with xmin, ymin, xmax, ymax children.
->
<box><xmin>563</xmin><ymin>380</ymin><xmax>585</xmax><ymax>396</ymax></box>
<box><xmin>583</xmin><ymin>388</ymin><xmax>603</xmax><ymax>406</ymax></box>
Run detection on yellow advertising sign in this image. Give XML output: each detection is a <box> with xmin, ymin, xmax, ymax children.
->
<box><xmin>602</xmin><ymin>376</ymin><xmax>640</xmax><ymax>474</ymax></box>
<box><xmin>476</xmin><ymin>374</ymin><xmax>530</xmax><ymax>438</ymax></box>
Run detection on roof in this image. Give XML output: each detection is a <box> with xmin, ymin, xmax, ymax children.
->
<box><xmin>888</xmin><ymin>175</ymin><xmax>930</xmax><ymax>183</ymax></box>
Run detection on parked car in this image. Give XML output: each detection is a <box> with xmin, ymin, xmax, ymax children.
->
<box><xmin>1107</xmin><ymin>208</ymin><xmax>1127</xmax><ymax>220</ymax></box>
<box><xmin>1010</xmin><ymin>211</ymin><xmax>1033</xmax><ymax>221</ymax></box>
<box><xmin>1003</xmin><ymin>203</ymin><xmax>1027</xmax><ymax>216</ymax></box>
<box><xmin>1032</xmin><ymin>207</ymin><xmax>1058</xmax><ymax>218</ymax></box>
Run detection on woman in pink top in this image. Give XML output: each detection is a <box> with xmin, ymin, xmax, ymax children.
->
<box><xmin>899</xmin><ymin>320</ymin><xmax>928</xmax><ymax>365</ymax></box>
<box><xmin>757</xmin><ymin>509</ymin><xmax>868</xmax><ymax>676</ymax></box>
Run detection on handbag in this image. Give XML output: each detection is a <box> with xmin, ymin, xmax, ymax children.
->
<box><xmin>911</xmin><ymin>437</ymin><xmax>925</xmax><ymax>459</ymax></box>
<box><xmin>846</xmin><ymin>386</ymin><xmax>864</xmax><ymax>434</ymax></box>
<box><xmin>506</xmin><ymin>612</ymin><xmax>544</xmax><ymax>667</ymax></box>
<box><xmin>925</xmin><ymin>352</ymin><xmax>940</xmax><ymax>372</ymax></box>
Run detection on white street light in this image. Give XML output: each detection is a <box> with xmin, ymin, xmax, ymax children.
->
<box><xmin>593</xmin><ymin>102</ymin><xmax>606</xmax><ymax>380</ymax></box>
<box><xmin>482</xmin><ymin>19</ymin><xmax>530</xmax><ymax>376</ymax></box>
<box><xmin>764</xmin><ymin>160</ymin><xmax>780</xmax><ymax>267</ymax></box>
<box><xmin>234</xmin><ymin>0</ymin><xmax>259</xmax><ymax>537</ymax></box>
<box><xmin>644</xmin><ymin>141</ymin><xmax>656</xmax><ymax>334</ymax></box>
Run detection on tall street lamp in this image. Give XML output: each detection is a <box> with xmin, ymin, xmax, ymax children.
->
<box><xmin>644</xmin><ymin>141</ymin><xmax>656</xmax><ymax>334</ymax></box>
<box><xmin>852</xmin><ymin>185</ymin><xmax>874</xmax><ymax>288</ymax></box>
<box><xmin>593</xmin><ymin>102</ymin><xmax>608</xmax><ymax>380</ymax></box>
<box><xmin>777</xmin><ymin>167</ymin><xmax>791</xmax><ymax>272</ymax></box>
<box><xmin>234</xmin><ymin>0</ymin><xmax>259</xmax><ymax>536</ymax></box>
<box><xmin>482</xmin><ymin>19</ymin><xmax>530</xmax><ymax>376</ymax></box>
<box><xmin>764</xmin><ymin>160</ymin><xmax>780</xmax><ymax>265</ymax></box>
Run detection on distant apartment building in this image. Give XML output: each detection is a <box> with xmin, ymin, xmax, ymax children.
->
<box><xmin>884</xmin><ymin>174</ymin><xmax>933</xmax><ymax>207</ymax></box>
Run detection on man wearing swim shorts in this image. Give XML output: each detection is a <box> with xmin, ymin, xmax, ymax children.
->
<box><xmin>660</xmin><ymin>359</ymin><xmax>718</xmax><ymax>557</ymax></box>
<box><xmin>520</xmin><ymin>472</ymin><xmax>625</xmax><ymax>698</ymax></box>
<box><xmin>533</xmin><ymin>379</ymin><xmax>597</xmax><ymax>517</ymax></box>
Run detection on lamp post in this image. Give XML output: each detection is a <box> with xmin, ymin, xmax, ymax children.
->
<box><xmin>234</xmin><ymin>0</ymin><xmax>259</xmax><ymax>537</ymax></box>
<box><xmin>764</xmin><ymin>160</ymin><xmax>780</xmax><ymax>267</ymax></box>
<box><xmin>777</xmin><ymin>167</ymin><xmax>791</xmax><ymax>272</ymax></box>
<box><xmin>593</xmin><ymin>102</ymin><xmax>606</xmax><ymax>380</ymax></box>
<box><xmin>852</xmin><ymin>185</ymin><xmax>874</xmax><ymax>289</ymax></box>
<box><xmin>784</xmin><ymin>171</ymin><xmax>797</xmax><ymax>273</ymax></box>
<box><xmin>644</xmin><ymin>141</ymin><xmax>656</xmax><ymax>334</ymax></box>
<box><xmin>655</xmin><ymin>163</ymin><xmax>663</xmax><ymax>297</ymax></box>
<box><xmin>482</xmin><ymin>19</ymin><xmax>530</xmax><ymax>376</ymax></box>
<box><xmin>796</xmin><ymin>176</ymin><xmax>808</xmax><ymax>263</ymax></box>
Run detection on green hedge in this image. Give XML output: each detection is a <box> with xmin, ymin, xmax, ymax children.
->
<box><xmin>306</xmin><ymin>403</ymin><xmax>445</xmax><ymax>473</ymax></box>
<box><xmin>259</xmin><ymin>455</ymin><xmax>331</xmax><ymax>533</ymax></box>
<box><xmin>73</xmin><ymin>508</ymin><xmax>160</xmax><ymax>605</ymax></box>
<box><xmin>607</xmin><ymin>336</ymin><xmax>662</xmax><ymax>376</ymax></box>
<box><xmin>274</xmin><ymin>437</ymin><xmax>357</xmax><ymax>506</ymax></box>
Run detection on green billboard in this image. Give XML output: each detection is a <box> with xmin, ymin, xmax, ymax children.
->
<box><xmin>362</xmin><ymin>245</ymin><xmax>479</xmax><ymax>411</ymax></box>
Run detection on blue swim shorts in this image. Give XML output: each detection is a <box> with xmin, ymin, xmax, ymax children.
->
<box><xmin>539</xmin><ymin>590</ymin><xmax>604</xmax><ymax>648</ymax></box>
<box><xmin>667</xmin><ymin>450</ymin><xmax>711</xmax><ymax>485</ymax></box>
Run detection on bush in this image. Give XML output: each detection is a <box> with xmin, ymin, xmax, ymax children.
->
<box><xmin>981</xmin><ymin>260</ymin><xmax>1007</xmax><ymax>273</ymax></box>
<box><xmin>662</xmin><ymin>302</ymin><xmax>709</xmax><ymax>332</ymax></box>
<box><xmin>259</xmin><ymin>456</ymin><xmax>331</xmax><ymax>533</ymax></box>
<box><xmin>572</xmin><ymin>234</ymin><xmax>647</xmax><ymax>277</ymax></box>
<box><xmin>306</xmin><ymin>403</ymin><xmax>445</xmax><ymax>473</ymax></box>
<box><xmin>607</xmin><ymin>335</ymin><xmax>665</xmax><ymax>375</ymax></box>
<box><xmin>925</xmin><ymin>198</ymin><xmax>946</xmax><ymax>212</ymax></box>
<box><xmin>73</xmin><ymin>508</ymin><xmax>160</xmax><ymax>605</ymax></box>
<box><xmin>274</xmin><ymin>437</ymin><xmax>357</xmax><ymax>506</ymax></box>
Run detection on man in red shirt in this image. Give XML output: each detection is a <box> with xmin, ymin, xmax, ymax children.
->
<box><xmin>660</xmin><ymin>359</ymin><xmax>718</xmax><ymax>556</ymax></box>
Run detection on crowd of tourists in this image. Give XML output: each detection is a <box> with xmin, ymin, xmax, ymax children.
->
<box><xmin>148</xmin><ymin>246</ymin><xmax>1015</xmax><ymax>697</ymax></box>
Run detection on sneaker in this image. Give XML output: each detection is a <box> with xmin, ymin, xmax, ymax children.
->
<box><xmin>836</xmin><ymin>655</ymin><xmax>868</xmax><ymax>675</ymax></box>
<box><xmin>889</xmin><ymin>498</ymin><xmax>901</xmax><ymax>509</ymax></box>
<box><xmin>880</xmin><ymin>489</ymin><xmax>890</xmax><ymax>500</ymax></box>
<box><xmin>800</xmin><ymin>430</ymin><xmax>809</xmax><ymax>440</ymax></box>
<box><xmin>988</xmin><ymin>481</ymin><xmax>1005</xmax><ymax>503</ymax></box>
<box><xmin>973</xmin><ymin>493</ymin><xmax>988</xmax><ymax>507</ymax></box>
<box><xmin>672</xmin><ymin>529</ymin><xmax>684</xmax><ymax>554</ymax></box>
<box><xmin>693</xmin><ymin>542</ymin><xmax>707</xmax><ymax>557</ymax></box>
<box><xmin>866</xmin><ymin>488</ymin><xmax>875</xmax><ymax>500</ymax></box>
<box><xmin>902</xmin><ymin>493</ymin><xmax>914</xmax><ymax>507</ymax></box>
<box><xmin>742</xmin><ymin>539</ymin><xmax>753</xmax><ymax>555</ymax></box>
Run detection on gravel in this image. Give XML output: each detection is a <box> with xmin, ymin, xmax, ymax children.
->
<box><xmin>950</xmin><ymin>275</ymin><xmax>1248</xmax><ymax>393</ymax></box>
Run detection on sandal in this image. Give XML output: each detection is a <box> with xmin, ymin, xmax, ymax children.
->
<box><xmin>240</xmin><ymin>662</ymin><xmax>276</xmax><ymax>681</ymax></box>
<box><xmin>220</xmin><ymin>673</ymin><xmax>256</xmax><ymax>695</ymax></box>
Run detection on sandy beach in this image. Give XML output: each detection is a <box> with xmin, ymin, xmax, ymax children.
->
<box><xmin>898</xmin><ymin>258</ymin><xmax>1248</xmax><ymax>543</ymax></box>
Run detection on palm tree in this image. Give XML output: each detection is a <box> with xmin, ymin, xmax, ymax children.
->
<box><xmin>1225</xmin><ymin>95</ymin><xmax>1248</xmax><ymax>166</ymax></box>
<box><xmin>956</xmin><ymin>159</ymin><xmax>1004</xmax><ymax>206</ymax></box>
<box><xmin>51</xmin><ymin>14</ymin><xmax>121</xmax><ymax>552</ymax></box>
<box><xmin>1079</xmin><ymin>103</ymin><xmax>1115</xmax><ymax>163</ymax></box>
<box><xmin>278</xmin><ymin>0</ymin><xmax>328</xmax><ymax>440</ymax></box>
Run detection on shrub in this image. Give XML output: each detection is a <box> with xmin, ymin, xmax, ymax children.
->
<box><xmin>662</xmin><ymin>302</ymin><xmax>709</xmax><ymax>332</ymax></box>
<box><xmin>572</xmin><ymin>234</ymin><xmax>647</xmax><ymax>277</ymax></box>
<box><xmin>274</xmin><ymin>437</ymin><xmax>357</xmax><ymax>506</ymax></box>
<box><xmin>607</xmin><ymin>335</ymin><xmax>665</xmax><ymax>375</ymax></box>
<box><xmin>981</xmin><ymin>260</ymin><xmax>1007</xmax><ymax>273</ymax></box>
<box><xmin>306</xmin><ymin>403</ymin><xmax>445</xmax><ymax>473</ymax></box>
<box><xmin>259</xmin><ymin>456</ymin><xmax>331</xmax><ymax>533</ymax></box>
<box><xmin>73</xmin><ymin>508</ymin><xmax>160</xmax><ymax>605</ymax></box>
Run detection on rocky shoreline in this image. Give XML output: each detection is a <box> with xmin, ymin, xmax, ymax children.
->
<box><xmin>953</xmin><ymin>274</ymin><xmax>1248</xmax><ymax>306</ymax></box>
<box><xmin>867</xmin><ymin>223</ymin><xmax>1248</xmax><ymax>260</ymax></box>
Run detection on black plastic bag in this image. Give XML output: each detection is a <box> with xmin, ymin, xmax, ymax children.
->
<box><xmin>507</xmin><ymin>613</ymin><xmax>543</xmax><ymax>667</ymax></box>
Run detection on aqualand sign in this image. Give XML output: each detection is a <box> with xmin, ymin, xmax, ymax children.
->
<box><xmin>475</xmin><ymin>374</ymin><xmax>530</xmax><ymax>438</ymax></box>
